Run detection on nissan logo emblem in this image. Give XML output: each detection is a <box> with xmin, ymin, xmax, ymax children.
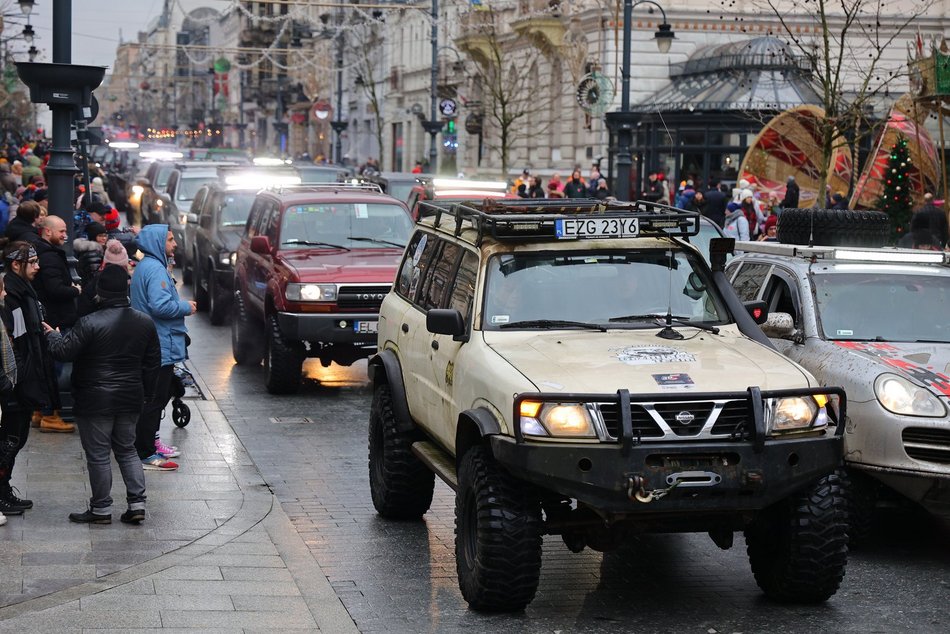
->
<box><xmin>674</xmin><ymin>411</ymin><xmax>695</xmax><ymax>425</ymax></box>
<box><xmin>357</xmin><ymin>293</ymin><xmax>385</xmax><ymax>300</ymax></box>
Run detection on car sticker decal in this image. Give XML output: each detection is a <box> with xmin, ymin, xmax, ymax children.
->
<box><xmin>653</xmin><ymin>373</ymin><xmax>695</xmax><ymax>388</ymax></box>
<box><xmin>412</xmin><ymin>234</ymin><xmax>427</xmax><ymax>265</ymax></box>
<box><xmin>613</xmin><ymin>345</ymin><xmax>696</xmax><ymax>366</ymax></box>
<box><xmin>835</xmin><ymin>341</ymin><xmax>950</xmax><ymax>396</ymax></box>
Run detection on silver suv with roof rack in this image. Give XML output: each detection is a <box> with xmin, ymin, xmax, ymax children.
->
<box><xmin>727</xmin><ymin>241</ymin><xmax>950</xmax><ymax>535</ymax></box>
<box><xmin>368</xmin><ymin>198</ymin><xmax>851</xmax><ymax>612</ymax></box>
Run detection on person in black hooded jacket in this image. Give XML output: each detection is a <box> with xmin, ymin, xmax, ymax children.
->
<box><xmin>45</xmin><ymin>264</ymin><xmax>161</xmax><ymax>524</ymax></box>
<box><xmin>3</xmin><ymin>200</ymin><xmax>41</xmax><ymax>245</ymax></box>
<box><xmin>0</xmin><ymin>241</ymin><xmax>59</xmax><ymax>516</ymax></box>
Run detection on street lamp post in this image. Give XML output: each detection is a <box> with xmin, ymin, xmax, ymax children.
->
<box><xmin>421</xmin><ymin>0</ymin><xmax>442</xmax><ymax>174</ymax></box>
<box><xmin>608</xmin><ymin>0</ymin><xmax>674</xmax><ymax>202</ymax></box>
<box><xmin>47</xmin><ymin>0</ymin><xmax>79</xmax><ymax>244</ymax></box>
<box><xmin>331</xmin><ymin>4</ymin><xmax>348</xmax><ymax>164</ymax></box>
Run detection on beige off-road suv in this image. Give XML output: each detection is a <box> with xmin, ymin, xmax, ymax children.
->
<box><xmin>368</xmin><ymin>199</ymin><xmax>850</xmax><ymax>612</ymax></box>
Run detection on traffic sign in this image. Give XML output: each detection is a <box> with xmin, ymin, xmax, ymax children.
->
<box><xmin>439</xmin><ymin>98</ymin><xmax>458</xmax><ymax>118</ymax></box>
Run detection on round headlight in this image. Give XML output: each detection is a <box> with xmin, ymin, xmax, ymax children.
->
<box><xmin>874</xmin><ymin>374</ymin><xmax>946</xmax><ymax>417</ymax></box>
<box><xmin>541</xmin><ymin>404</ymin><xmax>595</xmax><ymax>437</ymax></box>
<box><xmin>771</xmin><ymin>397</ymin><xmax>818</xmax><ymax>431</ymax></box>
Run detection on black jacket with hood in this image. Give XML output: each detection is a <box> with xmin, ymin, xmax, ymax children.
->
<box><xmin>32</xmin><ymin>237</ymin><xmax>80</xmax><ymax>329</ymax></box>
<box><xmin>1</xmin><ymin>271</ymin><xmax>58</xmax><ymax>410</ymax></box>
<box><xmin>46</xmin><ymin>296</ymin><xmax>161</xmax><ymax>416</ymax></box>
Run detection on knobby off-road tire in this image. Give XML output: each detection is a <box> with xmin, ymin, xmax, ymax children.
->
<box><xmin>231</xmin><ymin>292</ymin><xmax>264</xmax><ymax>366</ymax></box>
<box><xmin>264</xmin><ymin>313</ymin><xmax>304</xmax><ymax>394</ymax></box>
<box><xmin>745</xmin><ymin>469</ymin><xmax>850</xmax><ymax>603</ymax></box>
<box><xmin>208</xmin><ymin>271</ymin><xmax>228</xmax><ymax>326</ymax></box>
<box><xmin>455</xmin><ymin>446</ymin><xmax>542</xmax><ymax>612</ymax></box>
<box><xmin>193</xmin><ymin>253</ymin><xmax>209</xmax><ymax>312</ymax></box>
<box><xmin>777</xmin><ymin>208</ymin><xmax>889</xmax><ymax>248</ymax></box>
<box><xmin>367</xmin><ymin>383</ymin><xmax>434</xmax><ymax>519</ymax></box>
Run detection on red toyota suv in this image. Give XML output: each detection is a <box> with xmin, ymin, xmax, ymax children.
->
<box><xmin>231</xmin><ymin>183</ymin><xmax>414</xmax><ymax>393</ymax></box>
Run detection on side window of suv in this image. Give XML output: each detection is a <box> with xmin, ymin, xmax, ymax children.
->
<box><xmin>199</xmin><ymin>190</ymin><xmax>215</xmax><ymax>229</ymax></box>
<box><xmin>396</xmin><ymin>231</ymin><xmax>439</xmax><ymax>302</ymax></box>
<box><xmin>731</xmin><ymin>263</ymin><xmax>772</xmax><ymax>301</ymax></box>
<box><xmin>265</xmin><ymin>201</ymin><xmax>281</xmax><ymax>244</ymax></box>
<box><xmin>448</xmin><ymin>250</ymin><xmax>478</xmax><ymax>324</ymax></box>
<box><xmin>246</xmin><ymin>199</ymin><xmax>264</xmax><ymax>238</ymax></box>
<box><xmin>763</xmin><ymin>272</ymin><xmax>801</xmax><ymax>323</ymax></box>
<box><xmin>420</xmin><ymin>241</ymin><xmax>461</xmax><ymax>311</ymax></box>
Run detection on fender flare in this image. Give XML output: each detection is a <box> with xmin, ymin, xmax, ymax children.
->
<box><xmin>456</xmin><ymin>407</ymin><xmax>502</xmax><ymax>461</ymax></box>
<box><xmin>368</xmin><ymin>350</ymin><xmax>414</xmax><ymax>432</ymax></box>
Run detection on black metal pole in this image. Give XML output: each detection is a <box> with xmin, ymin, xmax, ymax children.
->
<box><xmin>48</xmin><ymin>0</ymin><xmax>78</xmax><ymax>251</ymax></box>
<box><xmin>428</xmin><ymin>0</ymin><xmax>438</xmax><ymax>173</ymax></box>
<box><xmin>332</xmin><ymin>5</ymin><xmax>346</xmax><ymax>164</ymax></box>
<box><xmin>614</xmin><ymin>0</ymin><xmax>634</xmax><ymax>202</ymax></box>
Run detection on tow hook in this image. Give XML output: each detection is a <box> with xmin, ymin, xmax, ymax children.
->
<box><xmin>627</xmin><ymin>475</ymin><xmax>682</xmax><ymax>503</ymax></box>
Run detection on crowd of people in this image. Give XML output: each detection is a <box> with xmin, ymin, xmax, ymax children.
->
<box><xmin>0</xmin><ymin>140</ymin><xmax>197</xmax><ymax>528</ymax></box>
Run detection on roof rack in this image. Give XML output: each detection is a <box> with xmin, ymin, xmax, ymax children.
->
<box><xmin>264</xmin><ymin>182</ymin><xmax>384</xmax><ymax>195</ymax></box>
<box><xmin>736</xmin><ymin>240</ymin><xmax>950</xmax><ymax>265</ymax></box>
<box><xmin>419</xmin><ymin>198</ymin><xmax>700</xmax><ymax>245</ymax></box>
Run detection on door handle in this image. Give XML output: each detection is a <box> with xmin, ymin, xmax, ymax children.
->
<box><xmin>401</xmin><ymin>323</ymin><xmax>409</xmax><ymax>333</ymax></box>
<box><xmin>431</xmin><ymin>340</ymin><xmax>439</xmax><ymax>351</ymax></box>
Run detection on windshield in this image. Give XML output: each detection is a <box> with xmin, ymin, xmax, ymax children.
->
<box><xmin>814</xmin><ymin>270</ymin><xmax>950</xmax><ymax>342</ymax></box>
<box><xmin>217</xmin><ymin>192</ymin><xmax>256</xmax><ymax>226</ymax></box>
<box><xmin>483</xmin><ymin>249</ymin><xmax>729</xmax><ymax>330</ymax></box>
<box><xmin>279</xmin><ymin>203</ymin><xmax>413</xmax><ymax>249</ymax></box>
<box><xmin>178</xmin><ymin>176</ymin><xmax>216</xmax><ymax>201</ymax></box>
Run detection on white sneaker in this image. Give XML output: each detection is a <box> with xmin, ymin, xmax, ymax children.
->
<box><xmin>0</xmin><ymin>511</ymin><xmax>7</xmax><ymax>526</ymax></box>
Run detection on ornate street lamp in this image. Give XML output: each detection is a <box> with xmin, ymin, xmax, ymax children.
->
<box><xmin>27</xmin><ymin>46</ymin><xmax>37</xmax><ymax>62</ymax></box>
<box><xmin>22</xmin><ymin>24</ymin><xmax>35</xmax><ymax>45</ymax></box>
<box><xmin>18</xmin><ymin>0</ymin><xmax>35</xmax><ymax>17</ymax></box>
<box><xmin>609</xmin><ymin>0</ymin><xmax>675</xmax><ymax>201</ymax></box>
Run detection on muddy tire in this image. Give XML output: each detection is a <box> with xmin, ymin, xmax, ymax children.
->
<box><xmin>264</xmin><ymin>314</ymin><xmax>303</xmax><ymax>394</ymax></box>
<box><xmin>193</xmin><ymin>253</ymin><xmax>208</xmax><ymax>312</ymax></box>
<box><xmin>208</xmin><ymin>272</ymin><xmax>228</xmax><ymax>326</ymax></box>
<box><xmin>776</xmin><ymin>208</ymin><xmax>889</xmax><ymax>248</ymax></box>
<box><xmin>231</xmin><ymin>291</ymin><xmax>263</xmax><ymax>366</ymax></box>
<box><xmin>745</xmin><ymin>469</ymin><xmax>850</xmax><ymax>603</ymax></box>
<box><xmin>368</xmin><ymin>383</ymin><xmax>434</xmax><ymax>519</ymax></box>
<box><xmin>455</xmin><ymin>446</ymin><xmax>542</xmax><ymax>612</ymax></box>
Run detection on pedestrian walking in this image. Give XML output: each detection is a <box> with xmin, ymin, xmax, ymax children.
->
<box><xmin>781</xmin><ymin>176</ymin><xmax>800</xmax><ymax>209</ymax></box>
<box><xmin>45</xmin><ymin>264</ymin><xmax>161</xmax><ymax>524</ymax></box>
<box><xmin>723</xmin><ymin>202</ymin><xmax>750</xmax><ymax>241</ymax></box>
<box><xmin>131</xmin><ymin>225</ymin><xmax>195</xmax><ymax>470</ymax></box>
<box><xmin>563</xmin><ymin>169</ymin><xmax>587</xmax><ymax>198</ymax></box>
<box><xmin>0</xmin><ymin>241</ymin><xmax>59</xmax><ymax>516</ymax></box>
<box><xmin>4</xmin><ymin>199</ymin><xmax>41</xmax><ymax>245</ymax></box>
<box><xmin>910</xmin><ymin>193</ymin><xmax>948</xmax><ymax>249</ymax></box>
<box><xmin>703</xmin><ymin>180</ymin><xmax>727</xmax><ymax>228</ymax></box>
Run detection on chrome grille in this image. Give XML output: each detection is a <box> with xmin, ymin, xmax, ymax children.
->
<box><xmin>903</xmin><ymin>427</ymin><xmax>950</xmax><ymax>465</ymax></box>
<box><xmin>336</xmin><ymin>285</ymin><xmax>390</xmax><ymax>311</ymax></box>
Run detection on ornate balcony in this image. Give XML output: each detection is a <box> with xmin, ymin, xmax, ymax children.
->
<box><xmin>455</xmin><ymin>10</ymin><xmax>496</xmax><ymax>66</ymax></box>
<box><xmin>511</xmin><ymin>0</ymin><xmax>566</xmax><ymax>55</ymax></box>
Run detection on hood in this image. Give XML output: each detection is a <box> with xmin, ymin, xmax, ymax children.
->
<box><xmin>484</xmin><ymin>326</ymin><xmax>812</xmax><ymax>395</ymax></box>
<box><xmin>137</xmin><ymin>223</ymin><xmax>169</xmax><ymax>266</ymax></box>
<box><xmin>27</xmin><ymin>155</ymin><xmax>42</xmax><ymax>168</ymax></box>
<box><xmin>278</xmin><ymin>249</ymin><xmax>402</xmax><ymax>283</ymax></box>
<box><xmin>834</xmin><ymin>341</ymin><xmax>950</xmax><ymax>398</ymax></box>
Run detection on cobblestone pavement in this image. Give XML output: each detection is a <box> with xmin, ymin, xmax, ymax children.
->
<box><xmin>185</xmin><ymin>309</ymin><xmax>950</xmax><ymax>634</ymax></box>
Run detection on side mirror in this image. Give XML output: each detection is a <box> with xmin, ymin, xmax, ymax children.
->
<box><xmin>427</xmin><ymin>308</ymin><xmax>466</xmax><ymax>339</ymax></box>
<box><xmin>186</xmin><ymin>213</ymin><xmax>198</xmax><ymax>224</ymax></box>
<box><xmin>250</xmin><ymin>235</ymin><xmax>272</xmax><ymax>255</ymax></box>
<box><xmin>744</xmin><ymin>300</ymin><xmax>769</xmax><ymax>325</ymax></box>
<box><xmin>760</xmin><ymin>311</ymin><xmax>796</xmax><ymax>339</ymax></box>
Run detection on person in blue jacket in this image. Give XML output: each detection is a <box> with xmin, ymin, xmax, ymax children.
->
<box><xmin>131</xmin><ymin>224</ymin><xmax>196</xmax><ymax>471</ymax></box>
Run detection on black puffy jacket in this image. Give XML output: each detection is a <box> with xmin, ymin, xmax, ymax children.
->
<box><xmin>46</xmin><ymin>297</ymin><xmax>161</xmax><ymax>416</ymax></box>
<box><xmin>32</xmin><ymin>238</ymin><xmax>80</xmax><ymax>329</ymax></box>
<box><xmin>1</xmin><ymin>271</ymin><xmax>58</xmax><ymax>410</ymax></box>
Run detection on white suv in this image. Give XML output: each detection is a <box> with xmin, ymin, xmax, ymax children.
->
<box><xmin>727</xmin><ymin>242</ymin><xmax>950</xmax><ymax>534</ymax></box>
<box><xmin>368</xmin><ymin>199</ymin><xmax>850</xmax><ymax>611</ymax></box>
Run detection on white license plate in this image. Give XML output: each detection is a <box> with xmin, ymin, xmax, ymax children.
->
<box><xmin>354</xmin><ymin>321</ymin><xmax>378</xmax><ymax>334</ymax></box>
<box><xmin>556</xmin><ymin>217</ymin><xmax>640</xmax><ymax>239</ymax></box>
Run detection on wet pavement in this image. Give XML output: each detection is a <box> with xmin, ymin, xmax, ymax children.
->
<box><xmin>2</xmin><ymin>292</ymin><xmax>949</xmax><ymax>632</ymax></box>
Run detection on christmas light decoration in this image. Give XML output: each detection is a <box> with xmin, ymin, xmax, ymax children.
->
<box><xmin>876</xmin><ymin>135</ymin><xmax>914</xmax><ymax>242</ymax></box>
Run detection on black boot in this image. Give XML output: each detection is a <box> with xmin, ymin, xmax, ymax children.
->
<box><xmin>1</xmin><ymin>486</ymin><xmax>32</xmax><ymax>510</ymax></box>
<box><xmin>68</xmin><ymin>509</ymin><xmax>112</xmax><ymax>524</ymax></box>
<box><xmin>0</xmin><ymin>497</ymin><xmax>24</xmax><ymax>515</ymax></box>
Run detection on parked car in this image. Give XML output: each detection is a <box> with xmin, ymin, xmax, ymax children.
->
<box><xmin>727</xmin><ymin>241</ymin><xmax>950</xmax><ymax>535</ymax></box>
<box><xmin>368</xmin><ymin>198</ymin><xmax>850</xmax><ymax>612</ymax></box>
<box><xmin>294</xmin><ymin>164</ymin><xmax>349</xmax><ymax>184</ymax></box>
<box><xmin>359</xmin><ymin>171</ymin><xmax>429</xmax><ymax>204</ymax></box>
<box><xmin>231</xmin><ymin>182</ymin><xmax>414</xmax><ymax>393</ymax></box>
<box><xmin>186</xmin><ymin>167</ymin><xmax>301</xmax><ymax>325</ymax></box>
<box><xmin>153</xmin><ymin>162</ymin><xmax>242</xmax><ymax>281</ymax></box>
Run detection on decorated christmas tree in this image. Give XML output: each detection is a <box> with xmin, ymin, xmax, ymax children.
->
<box><xmin>876</xmin><ymin>134</ymin><xmax>914</xmax><ymax>242</ymax></box>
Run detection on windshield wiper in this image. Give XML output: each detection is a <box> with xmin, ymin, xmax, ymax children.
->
<box><xmin>281</xmin><ymin>239</ymin><xmax>350</xmax><ymax>251</ymax></box>
<box><xmin>346</xmin><ymin>236</ymin><xmax>406</xmax><ymax>248</ymax></box>
<box><xmin>609</xmin><ymin>314</ymin><xmax>720</xmax><ymax>335</ymax></box>
<box><xmin>499</xmin><ymin>319</ymin><xmax>607</xmax><ymax>332</ymax></box>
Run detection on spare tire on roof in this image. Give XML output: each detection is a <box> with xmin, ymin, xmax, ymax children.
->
<box><xmin>776</xmin><ymin>208</ymin><xmax>890</xmax><ymax>247</ymax></box>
